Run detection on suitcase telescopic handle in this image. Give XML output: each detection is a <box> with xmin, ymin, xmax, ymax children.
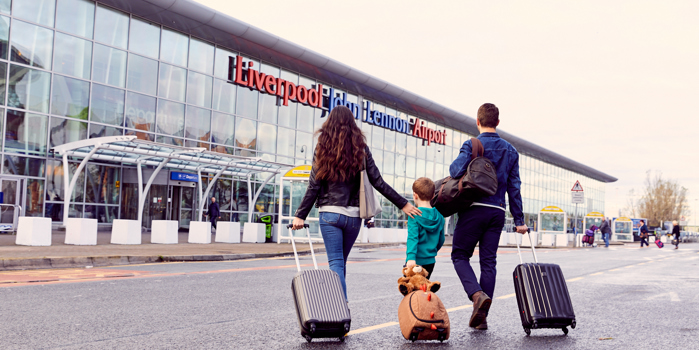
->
<box><xmin>514</xmin><ymin>228</ymin><xmax>538</xmax><ymax>264</ymax></box>
<box><xmin>287</xmin><ymin>224</ymin><xmax>318</xmax><ymax>271</ymax></box>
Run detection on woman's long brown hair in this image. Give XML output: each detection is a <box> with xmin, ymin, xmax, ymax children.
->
<box><xmin>314</xmin><ymin>106</ymin><xmax>367</xmax><ymax>182</ymax></box>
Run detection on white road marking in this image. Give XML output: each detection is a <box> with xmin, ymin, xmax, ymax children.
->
<box><xmin>645</xmin><ymin>292</ymin><xmax>680</xmax><ymax>302</ymax></box>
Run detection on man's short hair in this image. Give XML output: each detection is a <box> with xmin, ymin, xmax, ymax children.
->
<box><xmin>412</xmin><ymin>177</ymin><xmax>435</xmax><ymax>201</ymax></box>
<box><xmin>477</xmin><ymin>103</ymin><xmax>499</xmax><ymax>128</ymax></box>
<box><xmin>640</xmin><ymin>220</ymin><xmax>645</xmax><ymax>223</ymax></box>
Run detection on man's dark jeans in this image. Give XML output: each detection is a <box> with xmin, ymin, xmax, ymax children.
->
<box><xmin>451</xmin><ymin>206</ymin><xmax>505</xmax><ymax>301</ymax></box>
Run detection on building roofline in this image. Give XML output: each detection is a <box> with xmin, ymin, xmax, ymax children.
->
<box><xmin>98</xmin><ymin>0</ymin><xmax>617</xmax><ymax>183</ymax></box>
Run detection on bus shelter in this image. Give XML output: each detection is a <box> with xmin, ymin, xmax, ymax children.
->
<box><xmin>613</xmin><ymin>217</ymin><xmax>634</xmax><ymax>242</ymax></box>
<box><xmin>47</xmin><ymin>136</ymin><xmax>292</xmax><ymax>245</ymax></box>
<box><xmin>538</xmin><ymin>206</ymin><xmax>568</xmax><ymax>247</ymax></box>
<box><xmin>584</xmin><ymin>211</ymin><xmax>605</xmax><ymax>241</ymax></box>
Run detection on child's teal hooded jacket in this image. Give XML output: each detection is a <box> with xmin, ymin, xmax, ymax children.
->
<box><xmin>406</xmin><ymin>207</ymin><xmax>445</xmax><ymax>265</ymax></box>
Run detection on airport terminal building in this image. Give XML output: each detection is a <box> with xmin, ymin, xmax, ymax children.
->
<box><xmin>0</xmin><ymin>0</ymin><xmax>616</xmax><ymax>233</ymax></box>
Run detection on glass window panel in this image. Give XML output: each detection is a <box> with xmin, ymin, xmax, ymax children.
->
<box><xmin>49</xmin><ymin>117</ymin><xmax>87</xmax><ymax>148</ymax></box>
<box><xmin>125</xmin><ymin>92</ymin><xmax>155</xmax><ymax>133</ymax></box>
<box><xmin>258</xmin><ymin>63</ymin><xmax>279</xmax><ymax>124</ymax></box>
<box><xmin>214</xmin><ymin>47</ymin><xmax>235</xmax><ymax>80</ymax></box>
<box><xmin>406</xmin><ymin>134</ymin><xmax>417</xmax><ymax>158</ymax></box>
<box><xmin>236</xmin><ymin>85</ymin><xmax>258</xmax><ymax>119</ymax></box>
<box><xmin>372</xmin><ymin>148</ymin><xmax>383</xmax><ymax>172</ymax></box>
<box><xmin>396</xmin><ymin>154</ymin><xmax>406</xmax><ymax>176</ymax></box>
<box><xmin>416</xmin><ymin>140</ymin><xmax>426</xmax><ymax>159</ymax></box>
<box><xmin>129</xmin><ymin>18</ymin><xmax>160</xmax><ymax>59</ymax></box>
<box><xmin>25</xmin><ymin>179</ymin><xmax>44</xmax><ymax>217</ymax></box>
<box><xmin>46</xmin><ymin>160</ymin><xmax>83</xmax><ymax>201</ymax></box>
<box><xmin>406</xmin><ymin>156</ymin><xmax>416</xmax><ymax>179</ymax></box>
<box><xmin>51</xmin><ymin>75</ymin><xmax>89</xmax><ymax>119</ymax></box>
<box><xmin>94</xmin><ymin>5</ymin><xmax>129</xmax><ymax>49</ymax></box>
<box><xmin>0</xmin><ymin>15</ymin><xmax>8</xmax><ymax>60</ymax></box>
<box><xmin>160</xmin><ymin>28</ymin><xmax>188</xmax><ymax>67</ymax></box>
<box><xmin>185</xmin><ymin>105</ymin><xmax>210</xmax><ymax>142</ymax></box>
<box><xmin>0</xmin><ymin>0</ymin><xmax>9</xmax><ymax>14</ymax></box>
<box><xmin>234</xmin><ymin>117</ymin><xmax>256</xmax><ymax>150</ymax></box>
<box><xmin>0</xmin><ymin>62</ymin><xmax>5</xmax><ymax>105</ymax></box>
<box><xmin>10</xmin><ymin>20</ymin><xmax>53</xmax><ymax>70</ymax></box>
<box><xmin>127</xmin><ymin>54</ymin><xmax>158</xmax><ymax>95</ymax></box>
<box><xmin>277</xmin><ymin>70</ymin><xmax>297</xmax><ymax>128</ymax></box>
<box><xmin>296</xmin><ymin>131</ymin><xmax>312</xmax><ymax>159</ymax></box>
<box><xmin>92</xmin><ymin>44</ymin><xmax>127</xmax><ymax>88</ymax></box>
<box><xmin>155</xmin><ymin>135</ymin><xmax>183</xmax><ymax>147</ymax></box>
<box><xmin>188</xmin><ymin>38</ymin><xmax>214</xmax><ymax>75</ymax></box>
<box><xmin>125</xmin><ymin>129</ymin><xmax>153</xmax><ymax>141</ymax></box>
<box><xmin>90</xmin><ymin>84</ymin><xmax>124</xmax><ymax>126</ymax></box>
<box><xmin>395</xmin><ymin>176</ymin><xmax>406</xmax><ymax>197</ymax></box>
<box><xmin>14</xmin><ymin>0</ymin><xmax>55</xmax><ymax>27</ymax></box>
<box><xmin>56</xmin><ymin>0</ymin><xmax>94</xmax><ymax>38</ymax></box>
<box><xmin>89</xmin><ymin>124</ymin><xmax>121</xmax><ymax>138</ymax></box>
<box><xmin>296</xmin><ymin>77</ymin><xmax>314</xmax><ymax>132</ymax></box>
<box><xmin>157</xmin><ymin>63</ymin><xmax>186</xmax><ymax>102</ymax></box>
<box><xmin>372</xmin><ymin>125</ymin><xmax>383</xmax><ymax>150</ymax></box>
<box><xmin>186</xmin><ymin>71</ymin><xmax>212</xmax><ymax>108</ymax></box>
<box><xmin>361</xmin><ymin>120</ymin><xmax>371</xmax><ymax>147</ymax></box>
<box><xmin>212</xmin><ymin>79</ymin><xmax>236</xmax><ymax>114</ymax></box>
<box><xmin>256</xmin><ymin>122</ymin><xmax>276</xmax><ymax>154</ymax></box>
<box><xmin>384</xmin><ymin>128</ymin><xmax>396</xmax><ymax>152</ymax></box>
<box><xmin>85</xmin><ymin>164</ymin><xmax>120</xmax><ymax>204</ymax></box>
<box><xmin>156</xmin><ymin>100</ymin><xmax>184</xmax><ymax>137</ymax></box>
<box><xmin>416</xmin><ymin>159</ymin><xmax>426</xmax><ymax>179</ymax></box>
<box><xmin>277</xmin><ymin>127</ymin><xmax>294</xmax><ymax>157</ymax></box>
<box><xmin>53</xmin><ymin>33</ymin><xmax>92</xmax><ymax>79</ymax></box>
<box><xmin>384</xmin><ymin>151</ymin><xmax>395</xmax><ymax>175</ymax></box>
<box><xmin>211</xmin><ymin>112</ymin><xmax>234</xmax><ymax>146</ymax></box>
<box><xmin>395</xmin><ymin>132</ymin><xmax>407</xmax><ymax>155</ymax></box>
<box><xmin>5</xmin><ymin>110</ymin><xmax>47</xmax><ymax>155</ymax></box>
<box><xmin>8</xmin><ymin>65</ymin><xmax>51</xmax><ymax>113</ymax></box>
<box><xmin>3</xmin><ymin>155</ymin><xmax>45</xmax><ymax>177</ymax></box>
<box><xmin>84</xmin><ymin>205</ymin><xmax>117</xmax><ymax>223</ymax></box>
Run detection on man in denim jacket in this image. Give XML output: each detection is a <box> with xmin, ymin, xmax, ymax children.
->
<box><xmin>449</xmin><ymin>103</ymin><xmax>527</xmax><ymax>330</ymax></box>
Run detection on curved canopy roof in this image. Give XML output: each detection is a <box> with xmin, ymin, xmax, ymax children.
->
<box><xmin>99</xmin><ymin>0</ymin><xmax>616</xmax><ymax>183</ymax></box>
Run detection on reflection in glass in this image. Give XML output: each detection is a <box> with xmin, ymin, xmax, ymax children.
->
<box><xmin>156</xmin><ymin>99</ymin><xmax>185</xmax><ymax>137</ymax></box>
<box><xmin>85</xmin><ymin>164</ymin><xmax>120</xmax><ymax>204</ymax></box>
<box><xmin>8</xmin><ymin>65</ymin><xmax>51</xmax><ymax>113</ymax></box>
<box><xmin>160</xmin><ymin>28</ymin><xmax>188</xmax><ymax>67</ymax></box>
<box><xmin>56</xmin><ymin>0</ymin><xmax>94</xmax><ymax>38</ymax></box>
<box><xmin>416</xmin><ymin>159</ymin><xmax>426</xmax><ymax>179</ymax></box>
<box><xmin>257</xmin><ymin>123</ymin><xmax>276</xmax><ymax>154</ymax></box>
<box><xmin>277</xmin><ymin>71</ymin><xmax>297</xmax><ymax>128</ymax></box>
<box><xmin>127</xmin><ymin>54</ymin><xmax>158</xmax><ymax>95</ymax></box>
<box><xmin>185</xmin><ymin>105</ymin><xmax>210</xmax><ymax>145</ymax></box>
<box><xmin>5</xmin><ymin>110</ymin><xmax>48</xmax><ymax>156</ymax></box>
<box><xmin>49</xmin><ymin>117</ymin><xmax>87</xmax><ymax>148</ymax></box>
<box><xmin>94</xmin><ymin>5</ymin><xmax>129</xmax><ymax>49</ymax></box>
<box><xmin>276</xmin><ymin>127</ymin><xmax>294</xmax><ymax>157</ymax></box>
<box><xmin>84</xmin><ymin>205</ymin><xmax>117</xmax><ymax>223</ymax></box>
<box><xmin>3</xmin><ymin>155</ymin><xmax>45</xmax><ymax>177</ymax></box>
<box><xmin>53</xmin><ymin>33</ymin><xmax>92</xmax><ymax>79</ymax></box>
<box><xmin>384</xmin><ymin>128</ymin><xmax>395</xmax><ymax>152</ymax></box>
<box><xmin>0</xmin><ymin>0</ymin><xmax>8</xmax><ymax>14</ymax></box>
<box><xmin>214</xmin><ymin>47</ymin><xmax>236</xmax><ymax>80</ymax></box>
<box><xmin>92</xmin><ymin>44</ymin><xmax>127</xmax><ymax>88</ymax></box>
<box><xmin>189</xmin><ymin>38</ymin><xmax>214</xmax><ymax>75</ymax></box>
<box><xmin>10</xmin><ymin>20</ymin><xmax>54</xmax><ymax>69</ymax></box>
<box><xmin>125</xmin><ymin>92</ymin><xmax>155</xmax><ymax>136</ymax></box>
<box><xmin>51</xmin><ymin>75</ymin><xmax>89</xmax><ymax>119</ymax></box>
<box><xmin>384</xmin><ymin>151</ymin><xmax>395</xmax><ymax>175</ymax></box>
<box><xmin>89</xmin><ymin>124</ymin><xmax>121</xmax><ymax>138</ymax></box>
<box><xmin>395</xmin><ymin>132</ymin><xmax>407</xmax><ymax>155</ymax></box>
<box><xmin>14</xmin><ymin>0</ymin><xmax>55</xmax><ymax>27</ymax></box>
<box><xmin>186</xmin><ymin>71</ymin><xmax>212</xmax><ymax>108</ymax></box>
<box><xmin>156</xmin><ymin>135</ymin><xmax>183</xmax><ymax>147</ymax></box>
<box><xmin>211</xmin><ymin>112</ymin><xmax>234</xmax><ymax>146</ymax></box>
<box><xmin>236</xmin><ymin>85</ymin><xmax>258</xmax><ymax>119</ymax></box>
<box><xmin>129</xmin><ymin>18</ymin><xmax>160</xmax><ymax>59</ymax></box>
<box><xmin>296</xmin><ymin>131</ymin><xmax>312</xmax><ymax>159</ymax></box>
<box><xmin>212</xmin><ymin>79</ymin><xmax>236</xmax><ymax>114</ymax></box>
<box><xmin>90</xmin><ymin>84</ymin><xmax>124</xmax><ymax>126</ymax></box>
<box><xmin>406</xmin><ymin>135</ymin><xmax>417</xmax><ymax>158</ymax></box>
<box><xmin>0</xmin><ymin>16</ymin><xmax>8</xmax><ymax>59</ymax></box>
<box><xmin>158</xmin><ymin>63</ymin><xmax>186</xmax><ymax>102</ymax></box>
<box><xmin>372</xmin><ymin>125</ymin><xmax>384</xmax><ymax>150</ymax></box>
<box><xmin>257</xmin><ymin>64</ymin><xmax>279</xmax><ymax>124</ymax></box>
<box><xmin>25</xmin><ymin>179</ymin><xmax>44</xmax><ymax>217</ymax></box>
<box><xmin>0</xmin><ymin>62</ymin><xmax>5</xmax><ymax>105</ymax></box>
<box><xmin>396</xmin><ymin>154</ymin><xmax>406</xmax><ymax>176</ymax></box>
<box><xmin>46</xmin><ymin>160</ymin><xmax>84</xmax><ymax>202</ymax></box>
<box><xmin>234</xmin><ymin>117</ymin><xmax>256</xmax><ymax>150</ymax></box>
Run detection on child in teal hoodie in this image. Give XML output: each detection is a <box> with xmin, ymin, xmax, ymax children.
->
<box><xmin>405</xmin><ymin>177</ymin><xmax>445</xmax><ymax>279</ymax></box>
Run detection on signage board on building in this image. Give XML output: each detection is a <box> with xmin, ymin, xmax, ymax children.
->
<box><xmin>283</xmin><ymin>165</ymin><xmax>312</xmax><ymax>178</ymax></box>
<box><xmin>170</xmin><ymin>172</ymin><xmax>198</xmax><ymax>182</ymax></box>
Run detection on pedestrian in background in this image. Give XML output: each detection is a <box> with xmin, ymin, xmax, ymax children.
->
<box><xmin>207</xmin><ymin>196</ymin><xmax>220</xmax><ymax>230</ymax></box>
<box><xmin>639</xmin><ymin>219</ymin><xmax>649</xmax><ymax>248</ymax></box>
<box><xmin>448</xmin><ymin>103</ymin><xmax>527</xmax><ymax>331</ymax></box>
<box><xmin>672</xmin><ymin>220</ymin><xmax>680</xmax><ymax>249</ymax></box>
<box><xmin>292</xmin><ymin>106</ymin><xmax>421</xmax><ymax>301</ymax></box>
<box><xmin>599</xmin><ymin>217</ymin><xmax>612</xmax><ymax>247</ymax></box>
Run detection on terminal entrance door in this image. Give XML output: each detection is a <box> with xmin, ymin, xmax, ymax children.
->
<box><xmin>166</xmin><ymin>184</ymin><xmax>197</xmax><ymax>230</ymax></box>
<box><xmin>0</xmin><ymin>177</ymin><xmax>24</xmax><ymax>232</ymax></box>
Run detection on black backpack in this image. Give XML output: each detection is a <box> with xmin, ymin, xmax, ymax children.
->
<box><xmin>430</xmin><ymin>138</ymin><xmax>498</xmax><ymax>217</ymax></box>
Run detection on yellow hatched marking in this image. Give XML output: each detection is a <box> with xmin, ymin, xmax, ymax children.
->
<box><xmin>347</xmin><ymin>322</ymin><xmax>399</xmax><ymax>335</ymax></box>
<box><xmin>566</xmin><ymin>277</ymin><xmax>584</xmax><ymax>282</ymax></box>
<box><xmin>590</xmin><ymin>272</ymin><xmax>604</xmax><ymax>276</ymax></box>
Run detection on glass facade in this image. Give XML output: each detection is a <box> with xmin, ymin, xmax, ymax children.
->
<box><xmin>0</xmin><ymin>0</ymin><xmax>607</xmax><ymax>231</ymax></box>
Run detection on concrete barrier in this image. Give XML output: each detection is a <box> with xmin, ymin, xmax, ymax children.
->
<box><xmin>16</xmin><ymin>217</ymin><xmax>52</xmax><ymax>246</ymax></box>
<box><xmin>188</xmin><ymin>221</ymin><xmax>212</xmax><ymax>244</ymax></box>
<box><xmin>368</xmin><ymin>228</ymin><xmax>383</xmax><ymax>243</ymax></box>
<box><xmin>242</xmin><ymin>222</ymin><xmax>266</xmax><ymax>243</ymax></box>
<box><xmin>111</xmin><ymin>219</ymin><xmax>141</xmax><ymax>244</ymax></box>
<box><xmin>541</xmin><ymin>233</ymin><xmax>555</xmax><ymax>247</ymax></box>
<box><xmin>151</xmin><ymin>220</ymin><xmax>179</xmax><ymax>244</ymax></box>
<box><xmin>65</xmin><ymin>218</ymin><xmax>98</xmax><ymax>245</ymax></box>
<box><xmin>555</xmin><ymin>234</ymin><xmax>568</xmax><ymax>247</ymax></box>
<box><xmin>215</xmin><ymin>222</ymin><xmax>241</xmax><ymax>243</ymax></box>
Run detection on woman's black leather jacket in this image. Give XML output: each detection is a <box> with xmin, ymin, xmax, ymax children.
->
<box><xmin>294</xmin><ymin>147</ymin><xmax>408</xmax><ymax>220</ymax></box>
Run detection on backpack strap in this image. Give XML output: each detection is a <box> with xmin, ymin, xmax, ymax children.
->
<box><xmin>471</xmin><ymin>138</ymin><xmax>484</xmax><ymax>158</ymax></box>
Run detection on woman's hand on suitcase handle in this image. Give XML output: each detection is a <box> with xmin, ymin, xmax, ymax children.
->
<box><xmin>292</xmin><ymin>217</ymin><xmax>305</xmax><ymax>230</ymax></box>
<box><xmin>402</xmin><ymin>203</ymin><xmax>422</xmax><ymax>219</ymax></box>
<box><xmin>516</xmin><ymin>225</ymin><xmax>529</xmax><ymax>234</ymax></box>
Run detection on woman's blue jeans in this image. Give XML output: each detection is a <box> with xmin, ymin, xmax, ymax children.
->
<box><xmin>318</xmin><ymin>212</ymin><xmax>362</xmax><ymax>300</ymax></box>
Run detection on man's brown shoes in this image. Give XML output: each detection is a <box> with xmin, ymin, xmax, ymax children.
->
<box><xmin>469</xmin><ymin>291</ymin><xmax>492</xmax><ymax>329</ymax></box>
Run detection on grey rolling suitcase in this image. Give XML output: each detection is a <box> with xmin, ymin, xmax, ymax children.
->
<box><xmin>513</xmin><ymin>231</ymin><xmax>576</xmax><ymax>336</ymax></box>
<box><xmin>289</xmin><ymin>224</ymin><xmax>351</xmax><ymax>343</ymax></box>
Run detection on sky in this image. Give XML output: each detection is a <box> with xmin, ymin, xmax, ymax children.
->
<box><xmin>195</xmin><ymin>0</ymin><xmax>699</xmax><ymax>223</ymax></box>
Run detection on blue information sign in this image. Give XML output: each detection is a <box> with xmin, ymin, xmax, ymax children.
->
<box><xmin>170</xmin><ymin>172</ymin><xmax>198</xmax><ymax>182</ymax></box>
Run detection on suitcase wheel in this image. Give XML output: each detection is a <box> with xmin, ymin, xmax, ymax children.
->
<box><xmin>438</xmin><ymin>333</ymin><xmax>447</xmax><ymax>342</ymax></box>
<box><xmin>571</xmin><ymin>320</ymin><xmax>577</xmax><ymax>329</ymax></box>
<box><xmin>339</xmin><ymin>335</ymin><xmax>345</xmax><ymax>342</ymax></box>
<box><xmin>524</xmin><ymin>328</ymin><xmax>531</xmax><ymax>336</ymax></box>
<box><xmin>309</xmin><ymin>323</ymin><xmax>316</xmax><ymax>334</ymax></box>
<box><xmin>409</xmin><ymin>333</ymin><xmax>419</xmax><ymax>342</ymax></box>
<box><xmin>562</xmin><ymin>327</ymin><xmax>568</xmax><ymax>335</ymax></box>
<box><xmin>304</xmin><ymin>335</ymin><xmax>312</xmax><ymax>343</ymax></box>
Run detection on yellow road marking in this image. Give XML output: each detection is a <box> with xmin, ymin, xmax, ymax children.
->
<box><xmin>625</xmin><ymin>265</ymin><xmax>635</xmax><ymax>268</ymax></box>
<box><xmin>446</xmin><ymin>304</ymin><xmax>473</xmax><ymax>312</ymax></box>
<box><xmin>496</xmin><ymin>293</ymin><xmax>516</xmax><ymax>300</ymax></box>
<box><xmin>566</xmin><ymin>277</ymin><xmax>584</xmax><ymax>282</ymax></box>
<box><xmin>347</xmin><ymin>322</ymin><xmax>399</xmax><ymax>335</ymax></box>
<box><xmin>609</xmin><ymin>269</ymin><xmax>620</xmax><ymax>271</ymax></box>
<box><xmin>637</xmin><ymin>263</ymin><xmax>646</xmax><ymax>265</ymax></box>
<box><xmin>590</xmin><ymin>272</ymin><xmax>604</xmax><ymax>276</ymax></box>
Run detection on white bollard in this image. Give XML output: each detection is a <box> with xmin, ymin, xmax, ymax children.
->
<box><xmin>215</xmin><ymin>222</ymin><xmax>241</xmax><ymax>243</ymax></box>
<box><xmin>242</xmin><ymin>222</ymin><xmax>266</xmax><ymax>243</ymax></box>
<box><xmin>16</xmin><ymin>217</ymin><xmax>52</xmax><ymax>246</ymax></box>
<box><xmin>111</xmin><ymin>219</ymin><xmax>141</xmax><ymax>245</ymax></box>
<box><xmin>152</xmin><ymin>220</ymin><xmax>179</xmax><ymax>244</ymax></box>
<box><xmin>65</xmin><ymin>218</ymin><xmax>98</xmax><ymax>245</ymax></box>
<box><xmin>188</xmin><ymin>221</ymin><xmax>212</xmax><ymax>244</ymax></box>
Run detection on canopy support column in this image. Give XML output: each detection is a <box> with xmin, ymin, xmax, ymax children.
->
<box><xmin>248</xmin><ymin>173</ymin><xmax>275</xmax><ymax>223</ymax></box>
<box><xmin>136</xmin><ymin>158</ymin><xmax>169</xmax><ymax>227</ymax></box>
<box><xmin>246</xmin><ymin>173</ymin><xmax>253</xmax><ymax>223</ymax></box>
<box><xmin>62</xmin><ymin>147</ymin><xmax>99</xmax><ymax>224</ymax></box>
<box><xmin>198</xmin><ymin>166</ymin><xmax>228</xmax><ymax>222</ymax></box>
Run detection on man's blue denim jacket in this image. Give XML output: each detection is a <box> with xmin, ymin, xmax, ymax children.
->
<box><xmin>449</xmin><ymin>132</ymin><xmax>524</xmax><ymax>226</ymax></box>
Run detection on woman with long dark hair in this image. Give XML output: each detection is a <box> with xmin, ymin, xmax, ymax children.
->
<box><xmin>292</xmin><ymin>106</ymin><xmax>421</xmax><ymax>299</ymax></box>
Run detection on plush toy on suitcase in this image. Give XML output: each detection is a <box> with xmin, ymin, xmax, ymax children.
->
<box><xmin>289</xmin><ymin>224</ymin><xmax>351</xmax><ymax>343</ymax></box>
<box><xmin>397</xmin><ymin>265</ymin><xmax>449</xmax><ymax>342</ymax></box>
<box><xmin>513</xmin><ymin>230</ymin><xmax>576</xmax><ymax>336</ymax></box>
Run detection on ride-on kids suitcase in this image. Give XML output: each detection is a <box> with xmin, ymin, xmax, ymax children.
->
<box><xmin>513</xmin><ymin>231</ymin><xmax>576</xmax><ymax>336</ymax></box>
<box><xmin>289</xmin><ymin>224</ymin><xmax>351</xmax><ymax>343</ymax></box>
